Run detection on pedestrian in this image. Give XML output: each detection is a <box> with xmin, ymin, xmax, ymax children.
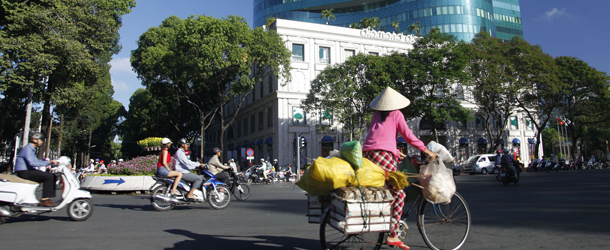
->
<box><xmin>228</xmin><ymin>159</ymin><xmax>238</xmax><ymax>173</ymax></box>
<box><xmin>361</xmin><ymin>86</ymin><xmax>437</xmax><ymax>250</ymax></box>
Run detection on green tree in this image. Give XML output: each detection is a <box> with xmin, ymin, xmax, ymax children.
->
<box><xmin>407</xmin><ymin>21</ymin><xmax>423</xmax><ymax>36</ymax></box>
<box><xmin>398</xmin><ymin>28</ymin><xmax>472</xmax><ymax>142</ymax></box>
<box><xmin>131</xmin><ymin>15</ymin><xmax>292</xmax><ymax>159</ymax></box>
<box><xmin>302</xmin><ymin>54</ymin><xmax>393</xmax><ymax>141</ymax></box>
<box><xmin>358</xmin><ymin>17</ymin><xmax>381</xmax><ymax>30</ymax></box>
<box><xmin>0</xmin><ymin>0</ymin><xmax>135</xmax><ymax>160</ymax></box>
<box><xmin>469</xmin><ymin>32</ymin><xmax>519</xmax><ymax>152</ymax></box>
<box><xmin>321</xmin><ymin>9</ymin><xmax>335</xmax><ymax>24</ymax></box>
<box><xmin>510</xmin><ymin>37</ymin><xmax>562</xmax><ymax>158</ymax></box>
<box><xmin>555</xmin><ymin>56</ymin><xmax>610</xmax><ymax>157</ymax></box>
<box><xmin>391</xmin><ymin>21</ymin><xmax>400</xmax><ymax>32</ymax></box>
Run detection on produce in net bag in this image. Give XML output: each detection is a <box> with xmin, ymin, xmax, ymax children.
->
<box><xmin>419</xmin><ymin>158</ymin><xmax>456</xmax><ymax>204</ymax></box>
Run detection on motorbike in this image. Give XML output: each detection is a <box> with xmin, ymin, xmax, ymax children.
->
<box><xmin>0</xmin><ymin>156</ymin><xmax>94</xmax><ymax>224</ymax></box>
<box><xmin>149</xmin><ymin>167</ymin><xmax>231</xmax><ymax>211</ymax></box>
<box><xmin>499</xmin><ymin>165</ymin><xmax>520</xmax><ymax>186</ymax></box>
<box><xmin>248</xmin><ymin>167</ymin><xmax>272</xmax><ymax>184</ymax></box>
<box><xmin>526</xmin><ymin>161</ymin><xmax>539</xmax><ymax>172</ymax></box>
<box><xmin>226</xmin><ymin>169</ymin><xmax>250</xmax><ymax>201</ymax></box>
<box><xmin>276</xmin><ymin>167</ymin><xmax>296</xmax><ymax>183</ymax></box>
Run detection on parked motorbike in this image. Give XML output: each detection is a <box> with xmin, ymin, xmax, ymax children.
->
<box><xmin>0</xmin><ymin>156</ymin><xmax>94</xmax><ymax>224</ymax></box>
<box><xmin>526</xmin><ymin>161</ymin><xmax>539</xmax><ymax>172</ymax></box>
<box><xmin>149</xmin><ymin>167</ymin><xmax>231</xmax><ymax>211</ymax></box>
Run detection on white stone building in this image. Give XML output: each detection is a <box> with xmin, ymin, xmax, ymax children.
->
<box><xmin>207</xmin><ymin>19</ymin><xmax>541</xmax><ymax>170</ymax></box>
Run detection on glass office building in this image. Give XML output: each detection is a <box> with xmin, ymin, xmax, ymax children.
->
<box><xmin>254</xmin><ymin>0</ymin><xmax>523</xmax><ymax>41</ymax></box>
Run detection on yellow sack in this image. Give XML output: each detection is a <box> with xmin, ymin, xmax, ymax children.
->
<box><xmin>350</xmin><ymin>158</ymin><xmax>386</xmax><ymax>188</ymax></box>
<box><xmin>296</xmin><ymin>157</ymin><xmax>386</xmax><ymax>196</ymax></box>
<box><xmin>296</xmin><ymin>157</ymin><xmax>355</xmax><ymax>195</ymax></box>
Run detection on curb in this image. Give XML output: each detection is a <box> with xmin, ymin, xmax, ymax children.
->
<box><xmin>80</xmin><ymin>176</ymin><xmax>156</xmax><ymax>191</ymax></box>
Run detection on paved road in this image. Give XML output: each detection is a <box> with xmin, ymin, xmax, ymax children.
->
<box><xmin>1</xmin><ymin>170</ymin><xmax>610</xmax><ymax>249</ymax></box>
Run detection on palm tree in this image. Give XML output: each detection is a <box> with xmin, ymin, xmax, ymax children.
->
<box><xmin>358</xmin><ymin>17</ymin><xmax>381</xmax><ymax>30</ymax></box>
<box><xmin>350</xmin><ymin>22</ymin><xmax>358</xmax><ymax>29</ymax></box>
<box><xmin>391</xmin><ymin>21</ymin><xmax>400</xmax><ymax>32</ymax></box>
<box><xmin>407</xmin><ymin>21</ymin><xmax>423</xmax><ymax>36</ymax></box>
<box><xmin>320</xmin><ymin>9</ymin><xmax>335</xmax><ymax>24</ymax></box>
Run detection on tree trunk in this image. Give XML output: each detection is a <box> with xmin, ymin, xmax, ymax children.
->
<box><xmin>38</xmin><ymin>96</ymin><xmax>51</xmax><ymax>158</ymax></box>
<box><xmin>200</xmin><ymin>112</ymin><xmax>205</xmax><ymax>161</ymax></box>
<box><xmin>86</xmin><ymin>130</ymin><xmax>92</xmax><ymax>164</ymax></box>
<box><xmin>57</xmin><ymin>114</ymin><xmax>64</xmax><ymax>156</ymax></box>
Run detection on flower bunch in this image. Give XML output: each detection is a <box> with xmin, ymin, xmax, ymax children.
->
<box><xmin>137</xmin><ymin>137</ymin><xmax>163</xmax><ymax>148</ymax></box>
<box><xmin>107</xmin><ymin>155</ymin><xmax>158</xmax><ymax>175</ymax></box>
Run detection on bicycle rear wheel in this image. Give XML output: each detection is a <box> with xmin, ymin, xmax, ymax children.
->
<box><xmin>233</xmin><ymin>184</ymin><xmax>250</xmax><ymax>201</ymax></box>
<box><xmin>320</xmin><ymin>210</ymin><xmax>384</xmax><ymax>250</ymax></box>
<box><xmin>417</xmin><ymin>192</ymin><xmax>471</xmax><ymax>250</ymax></box>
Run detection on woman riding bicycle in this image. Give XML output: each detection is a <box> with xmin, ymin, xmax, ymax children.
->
<box><xmin>362</xmin><ymin>87</ymin><xmax>436</xmax><ymax>250</ymax></box>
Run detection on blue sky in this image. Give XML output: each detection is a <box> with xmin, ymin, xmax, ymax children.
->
<box><xmin>110</xmin><ymin>0</ymin><xmax>610</xmax><ymax>109</ymax></box>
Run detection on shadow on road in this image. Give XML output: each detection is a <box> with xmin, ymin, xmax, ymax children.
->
<box><xmin>164</xmin><ymin>229</ymin><xmax>318</xmax><ymax>250</ymax></box>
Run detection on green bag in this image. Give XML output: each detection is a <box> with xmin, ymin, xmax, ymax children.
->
<box><xmin>340</xmin><ymin>141</ymin><xmax>363</xmax><ymax>169</ymax></box>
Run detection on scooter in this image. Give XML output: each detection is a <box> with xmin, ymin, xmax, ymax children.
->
<box><xmin>0</xmin><ymin>156</ymin><xmax>94</xmax><ymax>224</ymax></box>
<box><xmin>149</xmin><ymin>167</ymin><xmax>231</xmax><ymax>211</ymax></box>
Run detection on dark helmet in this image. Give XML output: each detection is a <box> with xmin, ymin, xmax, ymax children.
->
<box><xmin>213</xmin><ymin>147</ymin><xmax>221</xmax><ymax>153</ymax></box>
<box><xmin>29</xmin><ymin>132</ymin><xmax>45</xmax><ymax>141</ymax></box>
<box><xmin>503</xmin><ymin>148</ymin><xmax>509</xmax><ymax>154</ymax></box>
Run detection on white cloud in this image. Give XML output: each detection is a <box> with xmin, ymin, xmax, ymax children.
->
<box><xmin>111</xmin><ymin>78</ymin><xmax>130</xmax><ymax>92</ymax></box>
<box><xmin>109</xmin><ymin>57</ymin><xmax>133</xmax><ymax>74</ymax></box>
<box><xmin>544</xmin><ymin>8</ymin><xmax>567</xmax><ymax>20</ymax></box>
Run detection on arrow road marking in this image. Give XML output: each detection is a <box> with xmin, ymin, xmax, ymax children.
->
<box><xmin>103</xmin><ymin>178</ymin><xmax>125</xmax><ymax>185</ymax></box>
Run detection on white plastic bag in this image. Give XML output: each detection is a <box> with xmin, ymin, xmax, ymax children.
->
<box><xmin>427</xmin><ymin>141</ymin><xmax>453</xmax><ymax>163</ymax></box>
<box><xmin>419</xmin><ymin>158</ymin><xmax>456</xmax><ymax>204</ymax></box>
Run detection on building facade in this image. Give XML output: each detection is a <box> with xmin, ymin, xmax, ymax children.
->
<box><xmin>254</xmin><ymin>0</ymin><xmax>523</xmax><ymax>42</ymax></box>
<box><xmin>209</xmin><ymin>19</ymin><xmax>538</xmax><ymax>170</ymax></box>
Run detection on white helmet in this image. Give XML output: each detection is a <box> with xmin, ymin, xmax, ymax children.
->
<box><xmin>161</xmin><ymin>138</ymin><xmax>172</xmax><ymax>145</ymax></box>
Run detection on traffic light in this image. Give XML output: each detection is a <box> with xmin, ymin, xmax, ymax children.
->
<box><xmin>300</xmin><ymin>136</ymin><xmax>306</xmax><ymax>148</ymax></box>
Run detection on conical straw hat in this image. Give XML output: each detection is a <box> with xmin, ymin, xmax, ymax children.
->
<box><xmin>369</xmin><ymin>86</ymin><xmax>411</xmax><ymax>111</ymax></box>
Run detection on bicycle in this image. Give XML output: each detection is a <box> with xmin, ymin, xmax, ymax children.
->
<box><xmin>319</xmin><ymin>185</ymin><xmax>471</xmax><ymax>250</ymax></box>
<box><xmin>226</xmin><ymin>169</ymin><xmax>251</xmax><ymax>201</ymax></box>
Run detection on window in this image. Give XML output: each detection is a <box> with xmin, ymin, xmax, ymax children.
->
<box><xmin>321</xmin><ymin>110</ymin><xmax>332</xmax><ymax>126</ymax></box>
<box><xmin>267</xmin><ymin>108</ymin><xmax>273</xmax><ymax>127</ymax></box>
<box><xmin>345</xmin><ymin>49</ymin><xmax>355</xmax><ymax>60</ymax></box>
<box><xmin>250</xmin><ymin>115</ymin><xmax>255</xmax><ymax>133</ymax></box>
<box><xmin>475</xmin><ymin>116</ymin><xmax>486</xmax><ymax>130</ymax></box>
<box><xmin>319</xmin><ymin>47</ymin><xmax>330</xmax><ymax>64</ymax></box>
<box><xmin>236</xmin><ymin>120</ymin><xmax>241</xmax><ymax>137</ymax></box>
<box><xmin>268</xmin><ymin>75</ymin><xmax>273</xmax><ymax>94</ymax></box>
<box><xmin>243</xmin><ymin>118</ymin><xmax>248</xmax><ymax>135</ymax></box>
<box><xmin>526</xmin><ymin>119</ymin><xmax>534</xmax><ymax>130</ymax></box>
<box><xmin>260</xmin><ymin>82</ymin><xmax>264</xmax><ymax>98</ymax></box>
<box><xmin>293</xmin><ymin>107</ymin><xmax>306</xmax><ymax>125</ymax></box>
<box><xmin>258</xmin><ymin>111</ymin><xmax>264</xmax><ymax>130</ymax></box>
<box><xmin>369</xmin><ymin>52</ymin><xmax>379</xmax><ymax>56</ymax></box>
<box><xmin>510</xmin><ymin>116</ymin><xmax>519</xmax><ymax>130</ymax></box>
<box><xmin>292</xmin><ymin>44</ymin><xmax>304</xmax><ymax>61</ymax></box>
<box><xmin>457</xmin><ymin>119</ymin><xmax>467</xmax><ymax>129</ymax></box>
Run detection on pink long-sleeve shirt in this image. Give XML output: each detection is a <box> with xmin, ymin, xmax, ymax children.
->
<box><xmin>362</xmin><ymin>110</ymin><xmax>427</xmax><ymax>159</ymax></box>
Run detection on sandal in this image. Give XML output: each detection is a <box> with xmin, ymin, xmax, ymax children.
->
<box><xmin>387</xmin><ymin>241</ymin><xmax>410</xmax><ymax>250</ymax></box>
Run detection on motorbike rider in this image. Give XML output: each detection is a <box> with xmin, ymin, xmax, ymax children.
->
<box><xmin>207</xmin><ymin>147</ymin><xmax>231</xmax><ymax>185</ymax></box>
<box><xmin>257</xmin><ymin>158</ymin><xmax>268</xmax><ymax>180</ymax></box>
<box><xmin>174</xmin><ymin>139</ymin><xmax>205</xmax><ymax>200</ymax></box>
<box><xmin>228</xmin><ymin>159</ymin><xmax>238</xmax><ymax>173</ymax></box>
<box><xmin>495</xmin><ymin>149</ymin><xmax>502</xmax><ymax>170</ymax></box>
<box><xmin>14</xmin><ymin>132</ymin><xmax>59</xmax><ymax>207</ymax></box>
<box><xmin>501</xmin><ymin>149</ymin><xmax>518</xmax><ymax>178</ymax></box>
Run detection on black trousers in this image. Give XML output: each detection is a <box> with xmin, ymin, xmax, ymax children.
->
<box><xmin>17</xmin><ymin>170</ymin><xmax>56</xmax><ymax>198</ymax></box>
<box><xmin>215</xmin><ymin>172</ymin><xmax>230</xmax><ymax>185</ymax></box>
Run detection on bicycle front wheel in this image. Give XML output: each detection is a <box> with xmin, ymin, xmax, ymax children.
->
<box><xmin>320</xmin><ymin>210</ymin><xmax>384</xmax><ymax>250</ymax></box>
<box><xmin>417</xmin><ymin>192</ymin><xmax>471</xmax><ymax>250</ymax></box>
<box><xmin>233</xmin><ymin>184</ymin><xmax>250</xmax><ymax>201</ymax></box>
